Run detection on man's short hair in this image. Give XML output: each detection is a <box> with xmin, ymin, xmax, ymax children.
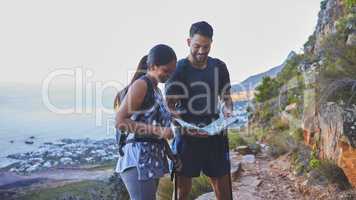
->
<box><xmin>189</xmin><ymin>21</ymin><xmax>213</xmax><ymax>39</ymax></box>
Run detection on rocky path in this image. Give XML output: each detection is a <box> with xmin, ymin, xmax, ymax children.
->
<box><xmin>197</xmin><ymin>150</ymin><xmax>303</xmax><ymax>200</ymax></box>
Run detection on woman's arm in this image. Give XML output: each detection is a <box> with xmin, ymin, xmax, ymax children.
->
<box><xmin>115</xmin><ymin>79</ymin><xmax>173</xmax><ymax>139</ymax></box>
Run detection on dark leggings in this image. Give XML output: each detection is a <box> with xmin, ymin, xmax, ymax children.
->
<box><xmin>120</xmin><ymin>167</ymin><xmax>159</xmax><ymax>200</ymax></box>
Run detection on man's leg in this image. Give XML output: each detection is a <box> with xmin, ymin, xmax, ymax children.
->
<box><xmin>173</xmin><ymin>175</ymin><xmax>192</xmax><ymax>200</ymax></box>
<box><xmin>203</xmin><ymin>134</ymin><xmax>232</xmax><ymax>200</ymax></box>
<box><xmin>208</xmin><ymin>174</ymin><xmax>231</xmax><ymax>200</ymax></box>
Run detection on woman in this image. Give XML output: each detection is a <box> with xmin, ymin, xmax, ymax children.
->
<box><xmin>115</xmin><ymin>44</ymin><xmax>178</xmax><ymax>200</ymax></box>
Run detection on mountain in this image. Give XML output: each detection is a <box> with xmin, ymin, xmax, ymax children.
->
<box><xmin>231</xmin><ymin>51</ymin><xmax>297</xmax><ymax>93</ymax></box>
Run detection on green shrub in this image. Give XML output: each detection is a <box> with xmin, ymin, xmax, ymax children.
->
<box><xmin>157</xmin><ymin>175</ymin><xmax>213</xmax><ymax>200</ymax></box>
<box><xmin>309</xmin><ymin>158</ymin><xmax>321</xmax><ymax>169</ymax></box>
<box><xmin>344</xmin><ymin>0</ymin><xmax>356</xmax><ymax>8</ymax></box>
<box><xmin>190</xmin><ymin>175</ymin><xmax>213</xmax><ymax>199</ymax></box>
<box><xmin>291</xmin><ymin>128</ymin><xmax>304</xmax><ymax>142</ymax></box>
<box><xmin>255</xmin><ymin>77</ymin><xmax>280</xmax><ymax>103</ymax></box>
<box><xmin>271</xmin><ymin>117</ymin><xmax>289</xmax><ymax>131</ymax></box>
<box><xmin>265</xmin><ymin>131</ymin><xmax>291</xmax><ymax>157</ymax></box>
<box><xmin>228</xmin><ymin>131</ymin><xmax>248</xmax><ymax>150</ymax></box>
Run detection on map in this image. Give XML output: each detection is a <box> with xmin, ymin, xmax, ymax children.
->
<box><xmin>173</xmin><ymin>115</ymin><xmax>240</xmax><ymax>136</ymax></box>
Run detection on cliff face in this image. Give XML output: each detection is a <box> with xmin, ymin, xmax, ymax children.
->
<box><xmin>314</xmin><ymin>0</ymin><xmax>345</xmax><ymax>54</ymax></box>
<box><xmin>302</xmin><ymin>0</ymin><xmax>356</xmax><ymax>187</ymax></box>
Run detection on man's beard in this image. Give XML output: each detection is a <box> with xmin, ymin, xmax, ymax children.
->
<box><xmin>194</xmin><ymin>54</ymin><xmax>208</xmax><ymax>64</ymax></box>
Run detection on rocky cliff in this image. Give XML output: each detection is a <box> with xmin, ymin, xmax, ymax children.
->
<box><xmin>301</xmin><ymin>0</ymin><xmax>356</xmax><ymax>187</ymax></box>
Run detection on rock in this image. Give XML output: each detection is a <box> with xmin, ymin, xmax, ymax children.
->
<box><xmin>235</xmin><ymin>145</ymin><xmax>251</xmax><ymax>155</ymax></box>
<box><xmin>346</xmin><ymin>32</ymin><xmax>356</xmax><ymax>46</ymax></box>
<box><xmin>43</xmin><ymin>142</ymin><xmax>53</xmax><ymax>145</ymax></box>
<box><xmin>25</xmin><ymin>140</ymin><xmax>34</xmax><ymax>145</ymax></box>
<box><xmin>285</xmin><ymin>103</ymin><xmax>297</xmax><ymax>112</ymax></box>
<box><xmin>9</xmin><ymin>140</ymin><xmax>14</xmax><ymax>144</ymax></box>
<box><xmin>231</xmin><ymin>161</ymin><xmax>242</xmax><ymax>180</ymax></box>
<box><xmin>242</xmin><ymin>154</ymin><xmax>256</xmax><ymax>164</ymax></box>
<box><xmin>195</xmin><ymin>192</ymin><xmax>215</xmax><ymax>200</ymax></box>
<box><xmin>248</xmin><ymin>143</ymin><xmax>261</xmax><ymax>154</ymax></box>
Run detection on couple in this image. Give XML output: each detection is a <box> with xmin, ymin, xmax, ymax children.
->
<box><xmin>115</xmin><ymin>21</ymin><xmax>233</xmax><ymax>200</ymax></box>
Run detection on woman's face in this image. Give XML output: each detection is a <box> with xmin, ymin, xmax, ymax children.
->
<box><xmin>152</xmin><ymin>59</ymin><xmax>177</xmax><ymax>83</ymax></box>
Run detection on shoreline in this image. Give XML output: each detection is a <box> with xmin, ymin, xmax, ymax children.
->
<box><xmin>0</xmin><ymin>138</ymin><xmax>119</xmax><ymax>175</ymax></box>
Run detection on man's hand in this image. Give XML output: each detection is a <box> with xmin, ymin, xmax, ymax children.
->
<box><xmin>185</xmin><ymin>128</ymin><xmax>209</xmax><ymax>138</ymax></box>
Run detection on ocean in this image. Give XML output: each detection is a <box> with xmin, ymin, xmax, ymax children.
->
<box><xmin>0</xmin><ymin>83</ymin><xmax>247</xmax><ymax>168</ymax></box>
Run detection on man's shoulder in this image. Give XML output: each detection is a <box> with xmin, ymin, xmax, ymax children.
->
<box><xmin>209</xmin><ymin>57</ymin><xmax>226</xmax><ymax>67</ymax></box>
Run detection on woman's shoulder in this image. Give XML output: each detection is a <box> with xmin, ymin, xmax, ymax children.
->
<box><xmin>128</xmin><ymin>78</ymin><xmax>148</xmax><ymax>98</ymax></box>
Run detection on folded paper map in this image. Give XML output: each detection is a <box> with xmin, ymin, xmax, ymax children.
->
<box><xmin>174</xmin><ymin>115</ymin><xmax>240</xmax><ymax>136</ymax></box>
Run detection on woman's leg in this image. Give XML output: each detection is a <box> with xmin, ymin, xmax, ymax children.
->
<box><xmin>120</xmin><ymin>167</ymin><xmax>159</xmax><ymax>200</ymax></box>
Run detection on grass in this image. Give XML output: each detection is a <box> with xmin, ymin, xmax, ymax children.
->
<box><xmin>228</xmin><ymin>129</ymin><xmax>248</xmax><ymax>150</ymax></box>
<box><xmin>157</xmin><ymin>175</ymin><xmax>213</xmax><ymax>200</ymax></box>
<box><xmin>20</xmin><ymin>180</ymin><xmax>111</xmax><ymax>200</ymax></box>
<box><xmin>19</xmin><ymin>172</ymin><xmax>129</xmax><ymax>200</ymax></box>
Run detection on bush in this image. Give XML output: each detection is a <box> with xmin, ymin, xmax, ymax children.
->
<box><xmin>255</xmin><ymin>77</ymin><xmax>280</xmax><ymax>103</ymax></box>
<box><xmin>291</xmin><ymin>128</ymin><xmax>304</xmax><ymax>142</ymax></box>
<box><xmin>265</xmin><ymin>131</ymin><xmax>291</xmax><ymax>157</ymax></box>
<box><xmin>228</xmin><ymin>130</ymin><xmax>248</xmax><ymax>150</ymax></box>
<box><xmin>271</xmin><ymin>116</ymin><xmax>289</xmax><ymax>131</ymax></box>
<box><xmin>157</xmin><ymin>175</ymin><xmax>213</xmax><ymax>200</ymax></box>
<box><xmin>344</xmin><ymin>0</ymin><xmax>356</xmax><ymax>8</ymax></box>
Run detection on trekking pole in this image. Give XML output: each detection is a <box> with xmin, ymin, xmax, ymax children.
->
<box><xmin>226</xmin><ymin>132</ymin><xmax>233</xmax><ymax>200</ymax></box>
<box><xmin>174</xmin><ymin>172</ymin><xmax>178</xmax><ymax>200</ymax></box>
<box><xmin>170</xmin><ymin>164</ymin><xmax>178</xmax><ymax>200</ymax></box>
<box><xmin>228</xmin><ymin>170</ymin><xmax>233</xmax><ymax>200</ymax></box>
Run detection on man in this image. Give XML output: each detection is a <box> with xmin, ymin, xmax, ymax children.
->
<box><xmin>165</xmin><ymin>21</ymin><xmax>233</xmax><ymax>200</ymax></box>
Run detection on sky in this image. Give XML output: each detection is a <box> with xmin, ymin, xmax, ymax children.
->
<box><xmin>0</xmin><ymin>0</ymin><xmax>322</xmax><ymax>88</ymax></box>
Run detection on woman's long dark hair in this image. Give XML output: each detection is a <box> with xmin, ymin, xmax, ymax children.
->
<box><xmin>114</xmin><ymin>55</ymin><xmax>148</xmax><ymax>110</ymax></box>
<box><xmin>114</xmin><ymin>44</ymin><xmax>176</xmax><ymax>110</ymax></box>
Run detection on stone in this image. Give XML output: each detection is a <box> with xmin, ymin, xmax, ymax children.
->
<box><xmin>231</xmin><ymin>161</ymin><xmax>242</xmax><ymax>180</ymax></box>
<box><xmin>285</xmin><ymin>103</ymin><xmax>297</xmax><ymax>112</ymax></box>
<box><xmin>346</xmin><ymin>32</ymin><xmax>356</xmax><ymax>46</ymax></box>
<box><xmin>242</xmin><ymin>154</ymin><xmax>256</xmax><ymax>164</ymax></box>
<box><xmin>25</xmin><ymin>140</ymin><xmax>34</xmax><ymax>145</ymax></box>
<box><xmin>248</xmin><ymin>143</ymin><xmax>261</xmax><ymax>154</ymax></box>
<box><xmin>235</xmin><ymin>145</ymin><xmax>251</xmax><ymax>155</ymax></box>
<box><xmin>195</xmin><ymin>192</ymin><xmax>215</xmax><ymax>200</ymax></box>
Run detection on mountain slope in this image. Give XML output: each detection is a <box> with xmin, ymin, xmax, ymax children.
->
<box><xmin>231</xmin><ymin>51</ymin><xmax>297</xmax><ymax>93</ymax></box>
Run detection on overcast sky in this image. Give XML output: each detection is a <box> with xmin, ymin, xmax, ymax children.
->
<box><xmin>0</xmin><ymin>0</ymin><xmax>321</xmax><ymax>87</ymax></box>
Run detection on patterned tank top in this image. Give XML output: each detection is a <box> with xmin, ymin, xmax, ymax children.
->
<box><xmin>115</xmin><ymin>75</ymin><xmax>172</xmax><ymax>180</ymax></box>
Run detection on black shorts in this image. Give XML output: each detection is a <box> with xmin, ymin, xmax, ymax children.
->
<box><xmin>171</xmin><ymin>133</ymin><xmax>230</xmax><ymax>178</ymax></box>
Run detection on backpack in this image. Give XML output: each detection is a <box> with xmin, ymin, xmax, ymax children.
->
<box><xmin>115</xmin><ymin>76</ymin><xmax>158</xmax><ymax>156</ymax></box>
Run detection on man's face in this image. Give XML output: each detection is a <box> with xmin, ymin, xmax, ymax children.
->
<box><xmin>188</xmin><ymin>34</ymin><xmax>212</xmax><ymax>64</ymax></box>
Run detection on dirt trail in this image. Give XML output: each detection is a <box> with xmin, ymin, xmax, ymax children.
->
<box><xmin>229</xmin><ymin>151</ymin><xmax>302</xmax><ymax>200</ymax></box>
